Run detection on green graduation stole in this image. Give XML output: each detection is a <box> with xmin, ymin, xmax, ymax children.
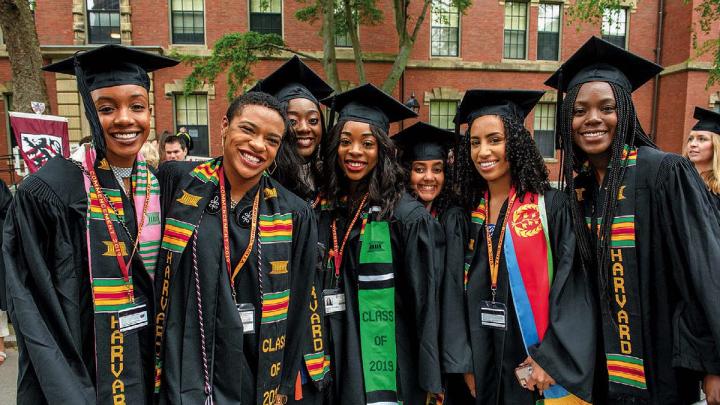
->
<box><xmin>576</xmin><ymin>146</ymin><xmax>648</xmax><ymax>398</ymax></box>
<box><xmin>153</xmin><ymin>158</ymin><xmax>294</xmax><ymax>405</ymax></box>
<box><xmin>358</xmin><ymin>207</ymin><xmax>399</xmax><ymax>404</ymax></box>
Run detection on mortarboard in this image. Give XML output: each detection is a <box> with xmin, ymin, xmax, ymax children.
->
<box><xmin>454</xmin><ymin>89</ymin><xmax>545</xmax><ymax>130</ymax></box>
<box><xmin>544</xmin><ymin>36</ymin><xmax>662</xmax><ymax>93</ymax></box>
<box><xmin>322</xmin><ymin>83</ymin><xmax>417</xmax><ymax>133</ymax></box>
<box><xmin>43</xmin><ymin>45</ymin><xmax>179</xmax><ymax>156</ymax></box>
<box><xmin>393</xmin><ymin>122</ymin><xmax>457</xmax><ymax>161</ymax></box>
<box><xmin>692</xmin><ymin>107</ymin><xmax>720</xmax><ymax>134</ymax></box>
<box><xmin>249</xmin><ymin>55</ymin><xmax>334</xmax><ymax>105</ymax></box>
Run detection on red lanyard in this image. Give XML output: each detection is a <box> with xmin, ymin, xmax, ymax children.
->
<box><xmin>218</xmin><ymin>167</ymin><xmax>260</xmax><ymax>302</ymax></box>
<box><xmin>484</xmin><ymin>190</ymin><xmax>516</xmax><ymax>301</ymax></box>
<box><xmin>330</xmin><ymin>193</ymin><xmax>368</xmax><ymax>277</ymax></box>
<box><xmin>85</xmin><ymin>148</ymin><xmax>151</xmax><ymax>285</ymax></box>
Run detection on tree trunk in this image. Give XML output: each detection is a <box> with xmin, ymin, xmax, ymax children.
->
<box><xmin>320</xmin><ymin>0</ymin><xmax>342</xmax><ymax>90</ymax></box>
<box><xmin>343</xmin><ymin>0</ymin><xmax>366</xmax><ymax>84</ymax></box>
<box><xmin>0</xmin><ymin>0</ymin><xmax>51</xmax><ymax>114</ymax></box>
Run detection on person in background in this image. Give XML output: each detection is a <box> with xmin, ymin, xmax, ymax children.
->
<box><xmin>546</xmin><ymin>36</ymin><xmax>720</xmax><ymax>404</ymax></box>
<box><xmin>3</xmin><ymin>44</ymin><xmax>177</xmax><ymax>404</ymax></box>
<box><xmin>158</xmin><ymin>130</ymin><xmax>171</xmax><ymax>163</ymax></box>
<box><xmin>141</xmin><ymin>141</ymin><xmax>160</xmax><ymax>169</ymax></box>
<box><xmin>685</xmin><ymin>107</ymin><xmax>720</xmax><ymax>203</ymax></box>
<box><xmin>0</xmin><ymin>179</ymin><xmax>13</xmax><ymax>367</ymax></box>
<box><xmin>162</xmin><ymin>134</ymin><xmax>189</xmax><ymax>162</ymax></box>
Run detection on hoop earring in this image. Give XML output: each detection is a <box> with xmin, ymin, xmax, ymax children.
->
<box><xmin>268</xmin><ymin>160</ymin><xmax>278</xmax><ymax>175</ymax></box>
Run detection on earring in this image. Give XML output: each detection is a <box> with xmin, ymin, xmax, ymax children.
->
<box><xmin>268</xmin><ymin>160</ymin><xmax>278</xmax><ymax>175</ymax></box>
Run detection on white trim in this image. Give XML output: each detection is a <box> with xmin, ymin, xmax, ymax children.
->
<box><xmin>358</xmin><ymin>273</ymin><xmax>395</xmax><ymax>282</ymax></box>
<box><xmin>8</xmin><ymin>112</ymin><xmax>69</xmax><ymax>122</ymax></box>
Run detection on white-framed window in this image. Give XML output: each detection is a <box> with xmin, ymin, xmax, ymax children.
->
<box><xmin>602</xmin><ymin>7</ymin><xmax>628</xmax><ymax>49</ymax></box>
<box><xmin>537</xmin><ymin>3</ymin><xmax>561</xmax><ymax>61</ymax></box>
<box><xmin>174</xmin><ymin>93</ymin><xmax>209</xmax><ymax>156</ymax></box>
<box><xmin>249</xmin><ymin>0</ymin><xmax>282</xmax><ymax>37</ymax></box>
<box><xmin>533</xmin><ymin>102</ymin><xmax>556</xmax><ymax>158</ymax></box>
<box><xmin>431</xmin><ymin>0</ymin><xmax>460</xmax><ymax>57</ymax></box>
<box><xmin>430</xmin><ymin>100</ymin><xmax>458</xmax><ymax>130</ymax></box>
<box><xmin>504</xmin><ymin>1</ymin><xmax>528</xmax><ymax>59</ymax></box>
<box><xmin>86</xmin><ymin>0</ymin><xmax>121</xmax><ymax>44</ymax></box>
<box><xmin>171</xmin><ymin>0</ymin><xmax>205</xmax><ymax>44</ymax></box>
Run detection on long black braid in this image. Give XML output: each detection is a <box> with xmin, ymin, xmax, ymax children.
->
<box><xmin>454</xmin><ymin>115</ymin><xmax>550</xmax><ymax>212</ymax></box>
<box><xmin>558</xmin><ymin>82</ymin><xmax>656</xmax><ymax>306</ymax></box>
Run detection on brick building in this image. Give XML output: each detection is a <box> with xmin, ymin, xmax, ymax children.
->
<box><xmin>1</xmin><ymin>0</ymin><xmax>719</xmax><ymax>183</ymax></box>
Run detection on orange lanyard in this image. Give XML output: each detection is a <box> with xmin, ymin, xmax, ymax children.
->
<box><xmin>219</xmin><ymin>167</ymin><xmax>260</xmax><ymax>303</ymax></box>
<box><xmin>485</xmin><ymin>191</ymin><xmax>516</xmax><ymax>301</ymax></box>
<box><xmin>330</xmin><ymin>193</ymin><xmax>369</xmax><ymax>277</ymax></box>
<box><xmin>85</xmin><ymin>147</ymin><xmax>150</xmax><ymax>285</ymax></box>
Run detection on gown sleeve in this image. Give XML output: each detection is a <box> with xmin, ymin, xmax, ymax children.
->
<box><xmin>528</xmin><ymin>191</ymin><xmax>596</xmax><ymax>403</ymax></box>
<box><xmin>280</xmin><ymin>204</ymin><xmax>319</xmax><ymax>395</ymax></box>
<box><xmin>0</xmin><ymin>179</ymin><xmax>14</xmax><ymax>310</ymax></box>
<box><xmin>439</xmin><ymin>207</ymin><xmax>473</xmax><ymax>374</ymax></box>
<box><xmin>655</xmin><ymin>156</ymin><xmax>720</xmax><ymax>375</ymax></box>
<box><xmin>2</xmin><ymin>177</ymin><xmax>96</xmax><ymax>404</ymax></box>
<box><xmin>400</xmin><ymin>208</ymin><xmax>444</xmax><ymax>394</ymax></box>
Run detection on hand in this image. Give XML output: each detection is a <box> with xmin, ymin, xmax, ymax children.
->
<box><xmin>704</xmin><ymin>374</ymin><xmax>720</xmax><ymax>405</ymax></box>
<box><xmin>521</xmin><ymin>356</ymin><xmax>556</xmax><ymax>395</ymax></box>
<box><xmin>463</xmin><ymin>372</ymin><xmax>477</xmax><ymax>398</ymax></box>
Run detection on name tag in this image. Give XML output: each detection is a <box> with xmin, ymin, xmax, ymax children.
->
<box><xmin>323</xmin><ymin>289</ymin><xmax>346</xmax><ymax>315</ymax></box>
<box><xmin>480</xmin><ymin>300</ymin><xmax>507</xmax><ymax>330</ymax></box>
<box><xmin>237</xmin><ymin>303</ymin><xmax>255</xmax><ymax>334</ymax></box>
<box><xmin>118</xmin><ymin>304</ymin><xmax>148</xmax><ymax>333</ymax></box>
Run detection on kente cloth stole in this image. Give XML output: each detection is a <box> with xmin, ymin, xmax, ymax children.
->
<box><xmin>78</xmin><ymin>146</ymin><xmax>162</xmax><ymax>404</ymax></box>
<box><xmin>501</xmin><ymin>193</ymin><xmax>588</xmax><ymax>404</ymax></box>
<box><xmin>152</xmin><ymin>158</ymin><xmax>294</xmax><ymax>405</ymax></box>
<box><xmin>357</xmin><ymin>208</ymin><xmax>399</xmax><ymax>405</ymax></box>
<box><xmin>577</xmin><ymin>146</ymin><xmax>647</xmax><ymax>397</ymax></box>
<box><xmin>464</xmin><ymin>199</ymin><xmax>488</xmax><ymax>292</ymax></box>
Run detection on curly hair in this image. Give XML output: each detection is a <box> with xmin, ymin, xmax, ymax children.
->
<box><xmin>453</xmin><ymin>115</ymin><xmax>550</xmax><ymax>212</ymax></box>
<box><xmin>319</xmin><ymin>120</ymin><xmax>405</xmax><ymax>219</ymax></box>
<box><xmin>226</xmin><ymin>91</ymin><xmax>311</xmax><ymax>198</ymax></box>
<box><xmin>558</xmin><ymin>82</ymin><xmax>656</xmax><ymax>305</ymax></box>
<box><xmin>400</xmin><ymin>150</ymin><xmax>460</xmax><ymax>217</ymax></box>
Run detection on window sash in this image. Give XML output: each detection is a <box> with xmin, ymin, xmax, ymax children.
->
<box><xmin>430</xmin><ymin>100</ymin><xmax>458</xmax><ymax>130</ymax></box>
<box><xmin>601</xmin><ymin>8</ymin><xmax>627</xmax><ymax>48</ymax></box>
<box><xmin>504</xmin><ymin>1</ymin><xmax>527</xmax><ymax>59</ymax></box>
<box><xmin>249</xmin><ymin>0</ymin><xmax>281</xmax><ymax>13</ymax></box>
<box><xmin>175</xmin><ymin>94</ymin><xmax>209</xmax><ymax>156</ymax></box>
<box><xmin>533</xmin><ymin>103</ymin><xmax>556</xmax><ymax>158</ymax></box>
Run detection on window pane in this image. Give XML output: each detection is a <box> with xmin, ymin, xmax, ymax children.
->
<box><xmin>431</xmin><ymin>0</ymin><xmax>460</xmax><ymax>57</ymax></box>
<box><xmin>175</xmin><ymin>94</ymin><xmax>209</xmax><ymax>156</ymax></box>
<box><xmin>602</xmin><ymin>8</ymin><xmax>627</xmax><ymax>49</ymax></box>
<box><xmin>533</xmin><ymin>103</ymin><xmax>556</xmax><ymax>158</ymax></box>
<box><xmin>504</xmin><ymin>1</ymin><xmax>527</xmax><ymax>59</ymax></box>
<box><xmin>87</xmin><ymin>0</ymin><xmax>121</xmax><ymax>44</ymax></box>
<box><xmin>429</xmin><ymin>100</ymin><xmax>458</xmax><ymax>130</ymax></box>
<box><xmin>249</xmin><ymin>12</ymin><xmax>282</xmax><ymax>35</ymax></box>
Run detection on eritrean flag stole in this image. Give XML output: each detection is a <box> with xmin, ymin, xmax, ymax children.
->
<box><xmin>358</xmin><ymin>208</ymin><xmax>399</xmax><ymax>405</ymax></box>
<box><xmin>153</xmin><ymin>158</ymin><xmax>294</xmax><ymax>405</ymax></box>
<box><xmin>79</xmin><ymin>145</ymin><xmax>162</xmax><ymax>404</ymax></box>
<box><xmin>577</xmin><ymin>146</ymin><xmax>648</xmax><ymax>398</ymax></box>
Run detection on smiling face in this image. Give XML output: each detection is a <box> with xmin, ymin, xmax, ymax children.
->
<box><xmin>469</xmin><ymin>115</ymin><xmax>511</xmax><ymax>185</ymax></box>
<box><xmin>571</xmin><ymin>81</ymin><xmax>618</xmax><ymax>159</ymax></box>
<box><xmin>687</xmin><ymin>130</ymin><xmax>716</xmax><ymax>168</ymax></box>
<box><xmin>410</xmin><ymin>160</ymin><xmax>445</xmax><ymax>205</ymax></box>
<box><xmin>337</xmin><ymin>120</ymin><xmax>378</xmax><ymax>182</ymax></box>
<box><xmin>221</xmin><ymin>104</ymin><xmax>285</xmax><ymax>184</ymax></box>
<box><xmin>287</xmin><ymin>97</ymin><xmax>323</xmax><ymax>160</ymax></box>
<box><xmin>91</xmin><ymin>84</ymin><xmax>151</xmax><ymax>167</ymax></box>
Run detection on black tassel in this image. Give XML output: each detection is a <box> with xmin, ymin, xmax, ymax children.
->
<box><xmin>74</xmin><ymin>54</ymin><xmax>106</xmax><ymax>158</ymax></box>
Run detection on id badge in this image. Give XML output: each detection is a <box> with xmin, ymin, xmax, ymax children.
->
<box><xmin>236</xmin><ymin>303</ymin><xmax>256</xmax><ymax>334</ymax></box>
<box><xmin>323</xmin><ymin>289</ymin><xmax>346</xmax><ymax>315</ymax></box>
<box><xmin>118</xmin><ymin>303</ymin><xmax>148</xmax><ymax>334</ymax></box>
<box><xmin>480</xmin><ymin>300</ymin><xmax>507</xmax><ymax>330</ymax></box>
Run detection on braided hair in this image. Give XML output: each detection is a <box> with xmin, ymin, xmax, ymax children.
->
<box><xmin>558</xmin><ymin>82</ymin><xmax>656</xmax><ymax>302</ymax></box>
<box><xmin>454</xmin><ymin>114</ymin><xmax>550</xmax><ymax>212</ymax></box>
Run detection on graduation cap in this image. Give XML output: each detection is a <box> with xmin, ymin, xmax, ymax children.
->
<box><xmin>250</xmin><ymin>55</ymin><xmax>334</xmax><ymax>105</ymax></box>
<box><xmin>454</xmin><ymin>89</ymin><xmax>545</xmax><ymax>131</ymax></box>
<box><xmin>322</xmin><ymin>83</ymin><xmax>417</xmax><ymax>133</ymax></box>
<box><xmin>692</xmin><ymin>107</ymin><xmax>720</xmax><ymax>134</ymax></box>
<box><xmin>544</xmin><ymin>36</ymin><xmax>662</xmax><ymax>93</ymax></box>
<box><xmin>393</xmin><ymin>122</ymin><xmax>457</xmax><ymax>161</ymax></box>
<box><xmin>43</xmin><ymin>45</ymin><xmax>179</xmax><ymax>156</ymax></box>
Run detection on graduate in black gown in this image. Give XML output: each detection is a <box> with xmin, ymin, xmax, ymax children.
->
<box><xmin>251</xmin><ymin>56</ymin><xmax>334</xmax><ymax>196</ymax></box>
<box><xmin>545</xmin><ymin>36</ymin><xmax>720</xmax><ymax>404</ymax></box>
<box><xmin>155</xmin><ymin>91</ymin><xmax>318</xmax><ymax>405</ymax></box>
<box><xmin>446</xmin><ymin>89</ymin><xmax>596</xmax><ymax>404</ymax></box>
<box><xmin>685</xmin><ymin>107</ymin><xmax>720</xmax><ymax>208</ymax></box>
<box><xmin>393</xmin><ymin>122</ymin><xmax>464</xmax><ymax>404</ymax></box>
<box><xmin>314</xmin><ymin>84</ymin><xmax>444</xmax><ymax>404</ymax></box>
<box><xmin>2</xmin><ymin>45</ymin><xmax>177</xmax><ymax>404</ymax></box>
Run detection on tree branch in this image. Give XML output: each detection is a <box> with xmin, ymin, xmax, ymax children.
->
<box><xmin>344</xmin><ymin>0</ymin><xmax>367</xmax><ymax>84</ymax></box>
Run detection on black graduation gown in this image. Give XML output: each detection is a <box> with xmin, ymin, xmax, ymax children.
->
<box><xmin>463</xmin><ymin>189</ymin><xmax>595</xmax><ymax>405</ymax></box>
<box><xmin>158</xmin><ymin>163</ymin><xmax>317</xmax><ymax>405</ymax></box>
<box><xmin>577</xmin><ymin>147</ymin><xmax>720</xmax><ymax>404</ymax></box>
<box><xmin>0</xmin><ymin>179</ymin><xmax>14</xmax><ymax>311</ymax></box>
<box><xmin>317</xmin><ymin>193</ymin><xmax>444</xmax><ymax>405</ymax></box>
<box><xmin>1</xmin><ymin>156</ymin><xmax>156</xmax><ymax>404</ymax></box>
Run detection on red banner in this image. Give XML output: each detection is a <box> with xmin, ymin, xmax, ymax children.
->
<box><xmin>9</xmin><ymin>112</ymin><xmax>69</xmax><ymax>173</ymax></box>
